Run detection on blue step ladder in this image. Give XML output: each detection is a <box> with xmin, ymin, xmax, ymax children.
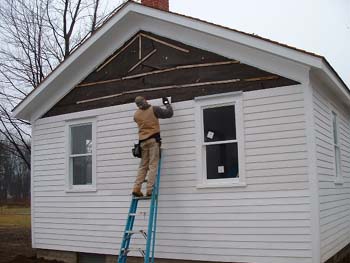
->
<box><xmin>118</xmin><ymin>153</ymin><xmax>162</xmax><ymax>263</ymax></box>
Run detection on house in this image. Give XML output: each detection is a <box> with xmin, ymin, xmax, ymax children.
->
<box><xmin>12</xmin><ymin>0</ymin><xmax>350</xmax><ymax>263</ymax></box>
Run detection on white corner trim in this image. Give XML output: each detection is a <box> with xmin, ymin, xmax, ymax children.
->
<box><xmin>30</xmin><ymin>123</ymin><xmax>36</xmax><ymax>248</ymax></box>
<box><xmin>304</xmin><ymin>80</ymin><xmax>321</xmax><ymax>263</ymax></box>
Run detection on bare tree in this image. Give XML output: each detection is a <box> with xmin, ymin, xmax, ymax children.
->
<box><xmin>0</xmin><ymin>0</ymin><xmax>123</xmax><ymax>168</ymax></box>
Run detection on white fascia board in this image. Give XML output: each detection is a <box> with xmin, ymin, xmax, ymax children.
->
<box><xmin>134</xmin><ymin>10</ymin><xmax>310</xmax><ymax>84</ymax></box>
<box><xmin>133</xmin><ymin>5</ymin><xmax>350</xmax><ymax>97</ymax></box>
<box><xmin>13</xmin><ymin>2</ymin><xmax>348</xmax><ymax>121</ymax></box>
<box><xmin>131</xmin><ymin>4</ymin><xmax>324</xmax><ymax>68</ymax></box>
<box><xmin>134</xmin><ymin>5</ymin><xmax>350</xmax><ymax>104</ymax></box>
<box><xmin>321</xmin><ymin>62</ymin><xmax>350</xmax><ymax>104</ymax></box>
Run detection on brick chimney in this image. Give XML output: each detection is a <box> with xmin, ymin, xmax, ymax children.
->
<box><xmin>141</xmin><ymin>0</ymin><xmax>169</xmax><ymax>11</ymax></box>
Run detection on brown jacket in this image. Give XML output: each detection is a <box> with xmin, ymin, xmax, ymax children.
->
<box><xmin>134</xmin><ymin>104</ymin><xmax>173</xmax><ymax>141</ymax></box>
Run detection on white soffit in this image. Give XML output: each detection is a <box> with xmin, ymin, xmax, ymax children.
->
<box><xmin>12</xmin><ymin>1</ymin><xmax>349</xmax><ymax>121</ymax></box>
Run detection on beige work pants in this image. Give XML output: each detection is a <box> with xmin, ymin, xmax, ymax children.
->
<box><xmin>134</xmin><ymin>138</ymin><xmax>160</xmax><ymax>193</ymax></box>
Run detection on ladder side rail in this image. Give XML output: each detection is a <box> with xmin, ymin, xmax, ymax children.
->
<box><xmin>145</xmin><ymin>153</ymin><xmax>162</xmax><ymax>263</ymax></box>
<box><xmin>151</xmin><ymin>153</ymin><xmax>162</xmax><ymax>263</ymax></box>
<box><xmin>118</xmin><ymin>198</ymin><xmax>138</xmax><ymax>263</ymax></box>
<box><xmin>123</xmin><ymin>199</ymin><xmax>139</xmax><ymax>257</ymax></box>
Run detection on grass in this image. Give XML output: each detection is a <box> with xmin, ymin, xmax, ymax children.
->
<box><xmin>0</xmin><ymin>206</ymin><xmax>31</xmax><ymax>228</ymax></box>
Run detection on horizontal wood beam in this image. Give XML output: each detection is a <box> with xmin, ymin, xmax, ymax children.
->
<box><xmin>76</xmin><ymin>75</ymin><xmax>279</xmax><ymax>104</ymax></box>
<box><xmin>77</xmin><ymin>60</ymin><xmax>240</xmax><ymax>87</ymax></box>
<box><xmin>77</xmin><ymin>79</ymin><xmax>241</xmax><ymax>104</ymax></box>
<box><xmin>244</xmin><ymin>76</ymin><xmax>279</xmax><ymax>82</ymax></box>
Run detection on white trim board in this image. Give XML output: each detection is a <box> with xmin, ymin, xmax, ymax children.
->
<box><xmin>12</xmin><ymin>1</ymin><xmax>348</xmax><ymax>121</ymax></box>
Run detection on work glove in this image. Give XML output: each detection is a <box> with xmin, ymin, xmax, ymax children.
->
<box><xmin>162</xmin><ymin>97</ymin><xmax>170</xmax><ymax>105</ymax></box>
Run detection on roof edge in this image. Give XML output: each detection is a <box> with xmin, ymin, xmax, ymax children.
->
<box><xmin>12</xmin><ymin>0</ymin><xmax>349</xmax><ymax>120</ymax></box>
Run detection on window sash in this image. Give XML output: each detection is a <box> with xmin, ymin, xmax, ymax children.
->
<box><xmin>66</xmin><ymin>119</ymin><xmax>96</xmax><ymax>191</ymax></box>
<box><xmin>203</xmin><ymin>139</ymin><xmax>237</xmax><ymax>146</ymax></box>
<box><xmin>202</xmin><ymin>105</ymin><xmax>239</xmax><ymax>183</ymax></box>
<box><xmin>334</xmin><ymin>145</ymin><xmax>341</xmax><ymax>177</ymax></box>
<box><xmin>194</xmin><ymin>91</ymin><xmax>245</xmax><ymax>187</ymax></box>
<box><xmin>331</xmin><ymin>111</ymin><xmax>342</xmax><ymax>180</ymax></box>
<box><xmin>69</xmin><ymin>153</ymin><xmax>92</xmax><ymax>158</ymax></box>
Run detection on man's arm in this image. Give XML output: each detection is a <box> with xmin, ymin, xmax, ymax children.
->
<box><xmin>153</xmin><ymin>104</ymin><xmax>173</xmax><ymax>119</ymax></box>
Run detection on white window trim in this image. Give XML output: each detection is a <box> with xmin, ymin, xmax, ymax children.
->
<box><xmin>330</xmin><ymin>110</ymin><xmax>344</xmax><ymax>185</ymax></box>
<box><xmin>194</xmin><ymin>91</ymin><xmax>246</xmax><ymax>188</ymax></box>
<box><xmin>65</xmin><ymin>118</ymin><xmax>97</xmax><ymax>192</ymax></box>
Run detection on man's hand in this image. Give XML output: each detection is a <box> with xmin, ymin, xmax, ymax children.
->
<box><xmin>162</xmin><ymin>97</ymin><xmax>169</xmax><ymax>105</ymax></box>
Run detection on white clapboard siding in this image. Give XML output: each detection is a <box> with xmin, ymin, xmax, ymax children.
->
<box><xmin>312</xmin><ymin>86</ymin><xmax>350</xmax><ymax>263</ymax></box>
<box><xmin>32</xmin><ymin>85</ymin><xmax>313</xmax><ymax>263</ymax></box>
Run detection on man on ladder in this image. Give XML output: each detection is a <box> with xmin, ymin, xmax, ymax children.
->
<box><xmin>132</xmin><ymin>96</ymin><xmax>173</xmax><ymax>197</ymax></box>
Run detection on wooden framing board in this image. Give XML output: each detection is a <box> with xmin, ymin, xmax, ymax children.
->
<box><xmin>43</xmin><ymin>31</ymin><xmax>298</xmax><ymax>118</ymax></box>
<box><xmin>77</xmin><ymin>60</ymin><xmax>240</xmax><ymax>88</ymax></box>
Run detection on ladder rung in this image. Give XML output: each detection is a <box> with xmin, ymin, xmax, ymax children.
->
<box><xmin>133</xmin><ymin>196</ymin><xmax>151</xmax><ymax>200</ymax></box>
<box><xmin>129</xmin><ymin>212</ymin><xmax>147</xmax><ymax>217</ymax></box>
<box><xmin>126</xmin><ymin>230</ymin><xmax>147</xmax><ymax>239</ymax></box>
<box><xmin>121</xmin><ymin>248</ymin><xmax>145</xmax><ymax>257</ymax></box>
<box><xmin>126</xmin><ymin>230</ymin><xmax>144</xmax><ymax>234</ymax></box>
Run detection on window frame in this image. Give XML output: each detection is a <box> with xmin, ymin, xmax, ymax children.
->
<box><xmin>331</xmin><ymin>110</ymin><xmax>343</xmax><ymax>185</ymax></box>
<box><xmin>194</xmin><ymin>92</ymin><xmax>246</xmax><ymax>188</ymax></box>
<box><xmin>65</xmin><ymin>118</ymin><xmax>97</xmax><ymax>192</ymax></box>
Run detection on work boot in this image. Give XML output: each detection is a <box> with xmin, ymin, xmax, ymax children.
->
<box><xmin>146</xmin><ymin>190</ymin><xmax>153</xmax><ymax>197</ymax></box>
<box><xmin>132</xmin><ymin>186</ymin><xmax>143</xmax><ymax>197</ymax></box>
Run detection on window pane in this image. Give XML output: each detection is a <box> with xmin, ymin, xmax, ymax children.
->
<box><xmin>335</xmin><ymin>146</ymin><xmax>341</xmax><ymax>177</ymax></box>
<box><xmin>332</xmin><ymin>112</ymin><xmax>338</xmax><ymax>145</ymax></box>
<box><xmin>206</xmin><ymin>143</ymin><xmax>239</xmax><ymax>180</ymax></box>
<box><xmin>72</xmin><ymin>156</ymin><xmax>92</xmax><ymax>185</ymax></box>
<box><xmin>71</xmin><ymin>124</ymin><xmax>92</xmax><ymax>154</ymax></box>
<box><xmin>203</xmin><ymin>105</ymin><xmax>236</xmax><ymax>142</ymax></box>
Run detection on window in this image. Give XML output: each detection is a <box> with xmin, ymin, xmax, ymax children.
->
<box><xmin>331</xmin><ymin>111</ymin><xmax>342</xmax><ymax>183</ymax></box>
<box><xmin>195</xmin><ymin>92</ymin><xmax>245</xmax><ymax>187</ymax></box>
<box><xmin>66</xmin><ymin>119</ymin><xmax>96</xmax><ymax>191</ymax></box>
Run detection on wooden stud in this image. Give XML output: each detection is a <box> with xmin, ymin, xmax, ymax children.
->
<box><xmin>139</xmin><ymin>35</ymin><xmax>142</xmax><ymax>60</ymax></box>
<box><xmin>140</xmin><ymin>33</ymin><xmax>190</xmax><ymax>53</ymax></box>
<box><xmin>96</xmin><ymin>34</ymin><xmax>140</xmax><ymax>72</ymax></box>
<box><xmin>76</xmin><ymin>78</ymin><xmax>241</xmax><ymax>104</ymax></box>
<box><xmin>128</xmin><ymin>49</ymin><xmax>157</xmax><ymax>73</ymax></box>
<box><xmin>94</xmin><ymin>32</ymin><xmax>190</xmax><ymax>73</ymax></box>
<box><xmin>77</xmin><ymin>60</ymin><xmax>240</xmax><ymax>87</ymax></box>
<box><xmin>244</xmin><ymin>76</ymin><xmax>279</xmax><ymax>82</ymax></box>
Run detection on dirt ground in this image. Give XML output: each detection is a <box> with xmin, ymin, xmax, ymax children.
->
<box><xmin>0</xmin><ymin>226</ymin><xmax>62</xmax><ymax>263</ymax></box>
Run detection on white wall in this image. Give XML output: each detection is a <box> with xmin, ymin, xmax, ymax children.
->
<box><xmin>32</xmin><ymin>85</ymin><xmax>313</xmax><ymax>263</ymax></box>
<box><xmin>311</xmin><ymin>80</ymin><xmax>350</xmax><ymax>262</ymax></box>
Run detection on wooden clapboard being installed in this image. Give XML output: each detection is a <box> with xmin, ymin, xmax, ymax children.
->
<box><xmin>43</xmin><ymin>31</ymin><xmax>298</xmax><ymax>118</ymax></box>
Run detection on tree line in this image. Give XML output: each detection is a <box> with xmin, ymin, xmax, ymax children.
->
<box><xmin>0</xmin><ymin>136</ymin><xmax>30</xmax><ymax>204</ymax></box>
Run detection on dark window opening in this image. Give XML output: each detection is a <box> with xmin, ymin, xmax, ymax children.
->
<box><xmin>202</xmin><ymin>104</ymin><xmax>238</xmax><ymax>180</ymax></box>
<box><xmin>206</xmin><ymin>143</ymin><xmax>239</xmax><ymax>179</ymax></box>
<box><xmin>72</xmin><ymin>156</ymin><xmax>92</xmax><ymax>185</ymax></box>
<box><xmin>203</xmin><ymin>105</ymin><xmax>236</xmax><ymax>142</ymax></box>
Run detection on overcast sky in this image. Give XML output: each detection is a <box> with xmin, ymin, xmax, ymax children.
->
<box><xmin>166</xmin><ymin>0</ymin><xmax>350</xmax><ymax>87</ymax></box>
